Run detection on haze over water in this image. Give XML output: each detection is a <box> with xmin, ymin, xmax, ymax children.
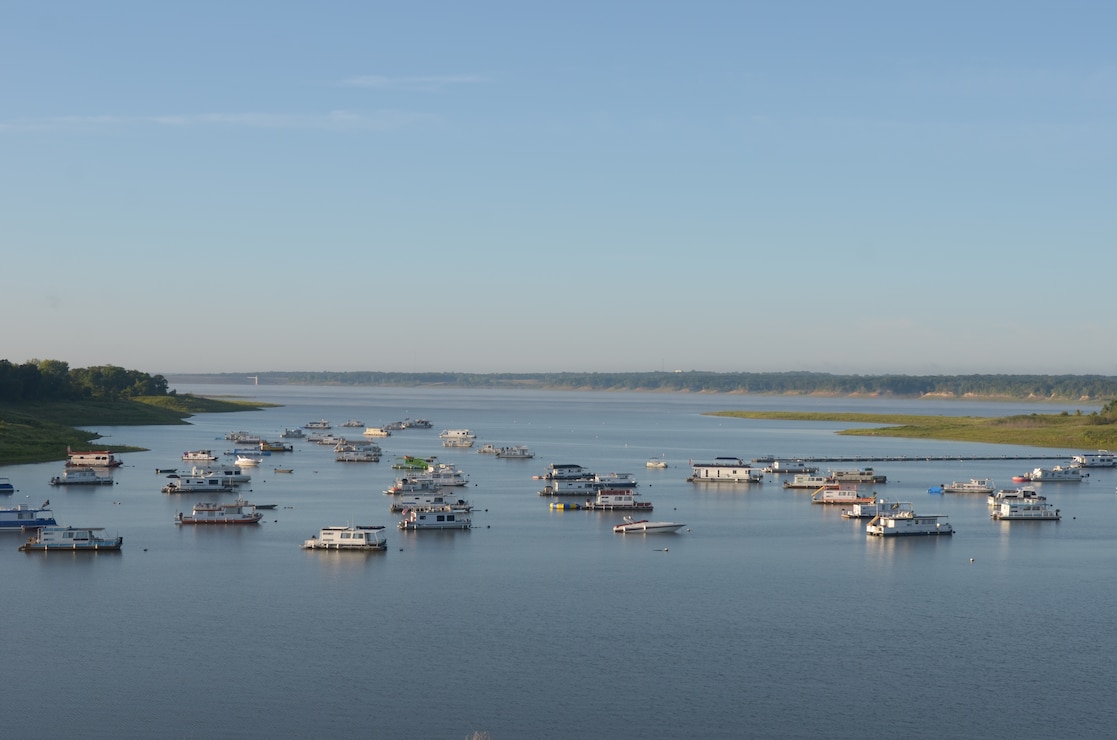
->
<box><xmin>2</xmin><ymin>386</ymin><xmax>1114</xmax><ymax>739</ymax></box>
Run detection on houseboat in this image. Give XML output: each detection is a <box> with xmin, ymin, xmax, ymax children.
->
<box><xmin>495</xmin><ymin>445</ymin><xmax>535</xmax><ymax>459</ymax></box>
<box><xmin>0</xmin><ymin>477</ymin><xmax>13</xmax><ymax>495</ymax></box>
<box><xmin>687</xmin><ymin>457</ymin><xmax>764</xmax><ymax>483</ymax></box>
<box><xmin>931</xmin><ymin>478</ymin><xmax>996</xmax><ymax>495</ymax></box>
<box><xmin>477</xmin><ymin>444</ymin><xmax>499</xmax><ymax>454</ymax></box>
<box><xmin>341</xmin><ymin>419</ymin><xmax>364</xmax><ymax>428</ymax></box>
<box><xmin>384</xmin><ymin>477</ymin><xmax>441</xmax><ymax>495</ymax></box>
<box><xmin>763</xmin><ymin>460</ymin><xmax>819</xmax><ymax>474</ymax></box>
<box><xmin>175</xmin><ymin>498</ymin><xmax>262</xmax><ymax>525</ymax></box>
<box><xmin>539</xmin><ymin>478</ymin><xmax>602</xmax><ymax>496</ymax></box>
<box><xmin>49</xmin><ymin>467</ymin><xmax>114</xmax><ymax>486</ymax></box>
<box><xmin>259</xmin><ymin>440</ymin><xmax>294</xmax><ymax>453</ymax></box>
<box><xmin>225</xmin><ymin>432</ymin><xmax>262</xmax><ymax>444</ymax></box>
<box><xmin>302</xmin><ymin>525</ymin><xmax>387</xmax><ymax>551</ymax></box>
<box><xmin>19</xmin><ymin>526</ymin><xmax>123</xmax><ymax>552</ymax></box>
<box><xmin>65</xmin><ymin>448</ymin><xmax>123</xmax><ymax>468</ymax></box>
<box><xmin>991</xmin><ymin>500</ymin><xmax>1061</xmax><ymax>521</ymax></box>
<box><xmin>841</xmin><ymin>500</ymin><xmax>912</xmax><ymax>519</ymax></box>
<box><xmin>161</xmin><ymin>474</ymin><xmax>239</xmax><ymax>494</ymax></box>
<box><xmin>1071</xmin><ymin>450</ymin><xmax>1115</xmax><ymax>468</ymax></box>
<box><xmin>403</xmin><ymin>418</ymin><xmax>433</xmax><ymax>429</ymax></box>
<box><xmin>336</xmin><ymin>449</ymin><xmax>381</xmax><ymax>462</ymax></box>
<box><xmin>363</xmin><ymin>426</ymin><xmax>392</xmax><ymax>437</ymax></box>
<box><xmin>305</xmin><ymin>420</ymin><xmax>331</xmax><ymax>429</ymax></box>
<box><xmin>389</xmin><ymin>493</ymin><xmax>472</xmax><ymax>513</ymax></box>
<box><xmin>1027</xmin><ymin>466</ymin><xmax>1083</xmax><ymax>482</ymax></box>
<box><xmin>584</xmin><ymin>489</ymin><xmax>653</xmax><ymax>511</ymax></box>
<box><xmin>828</xmin><ymin>467</ymin><xmax>887</xmax><ymax>484</ymax></box>
<box><xmin>182</xmin><ymin>450</ymin><xmax>218</xmax><ymax>462</ymax></box>
<box><xmin>988</xmin><ymin>487</ymin><xmax>1046</xmax><ymax>507</ymax></box>
<box><xmin>397</xmin><ymin>506</ymin><xmax>472</xmax><ymax>530</ymax></box>
<box><xmin>536</xmin><ymin>464</ymin><xmax>592</xmax><ymax>480</ymax></box>
<box><xmin>0</xmin><ymin>504</ymin><xmax>56</xmax><ymax>530</ymax></box>
<box><xmin>191</xmin><ymin>466</ymin><xmax>251</xmax><ymax>485</ymax></box>
<box><xmin>866</xmin><ymin>507</ymin><xmax>953</xmax><ymax>537</ymax></box>
<box><xmin>439</xmin><ymin>429</ymin><xmax>477</xmax><ymax>448</ymax></box>
<box><xmin>811</xmin><ymin>486</ymin><xmax>875</xmax><ymax>505</ymax></box>
<box><xmin>645</xmin><ymin>457</ymin><xmax>669</xmax><ymax>469</ymax></box>
<box><xmin>281</xmin><ymin>428</ymin><xmax>305</xmax><ymax>439</ymax></box>
<box><xmin>783</xmin><ymin>474</ymin><xmax>837</xmax><ymax>490</ymax></box>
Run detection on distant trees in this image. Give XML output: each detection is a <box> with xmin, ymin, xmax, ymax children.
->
<box><xmin>0</xmin><ymin>360</ymin><xmax>169</xmax><ymax>403</ymax></box>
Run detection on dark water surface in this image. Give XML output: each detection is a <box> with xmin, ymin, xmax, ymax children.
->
<box><xmin>2</xmin><ymin>387</ymin><xmax>1114</xmax><ymax>739</ymax></box>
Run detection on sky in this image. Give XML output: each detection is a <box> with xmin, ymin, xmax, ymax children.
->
<box><xmin>2</xmin><ymin>1</ymin><xmax>1114</xmax><ymax>376</ymax></box>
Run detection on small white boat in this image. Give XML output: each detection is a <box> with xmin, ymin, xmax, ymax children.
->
<box><xmin>645</xmin><ymin>457</ymin><xmax>669</xmax><ymax>469</ymax></box>
<box><xmin>19</xmin><ymin>526</ymin><xmax>122</xmax><ymax>552</ymax></box>
<box><xmin>302</xmin><ymin>525</ymin><xmax>387</xmax><ymax>550</ymax></box>
<box><xmin>613</xmin><ymin>517</ymin><xmax>685</xmax><ymax>534</ymax></box>
<box><xmin>235</xmin><ymin>455</ymin><xmax>263</xmax><ymax>467</ymax></box>
<box><xmin>182</xmin><ymin>450</ymin><xmax>218</xmax><ymax>462</ymax></box>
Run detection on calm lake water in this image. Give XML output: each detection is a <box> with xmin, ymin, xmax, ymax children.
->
<box><xmin>2</xmin><ymin>386</ymin><xmax>1115</xmax><ymax>739</ymax></box>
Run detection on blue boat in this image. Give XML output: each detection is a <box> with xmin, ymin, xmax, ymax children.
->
<box><xmin>0</xmin><ymin>504</ymin><xmax>57</xmax><ymax>530</ymax></box>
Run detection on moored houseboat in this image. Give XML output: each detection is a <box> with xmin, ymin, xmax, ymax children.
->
<box><xmin>687</xmin><ymin>457</ymin><xmax>764</xmax><ymax>483</ymax></box>
<box><xmin>66</xmin><ymin>448</ymin><xmax>123</xmax><ymax>468</ymax></box>
<box><xmin>584</xmin><ymin>489</ymin><xmax>653</xmax><ymax>511</ymax></box>
<box><xmin>495</xmin><ymin>445</ymin><xmax>535</xmax><ymax>459</ymax></box>
<box><xmin>842</xmin><ymin>500</ymin><xmax>912</xmax><ymax>519</ymax></box>
<box><xmin>783</xmin><ymin>474</ymin><xmax>837</xmax><ymax>490</ymax></box>
<box><xmin>828</xmin><ymin>467</ymin><xmax>887</xmax><ymax>484</ymax></box>
<box><xmin>49</xmin><ymin>467</ymin><xmax>115</xmax><ymax>486</ymax></box>
<box><xmin>930</xmin><ymin>478</ymin><xmax>995</xmax><ymax>495</ymax></box>
<box><xmin>302</xmin><ymin>525</ymin><xmax>387</xmax><ymax>550</ymax></box>
<box><xmin>812</xmin><ymin>486</ymin><xmax>875</xmax><ymax>505</ymax></box>
<box><xmin>439</xmin><ymin>429</ymin><xmax>477</xmax><ymax>448</ymax></box>
<box><xmin>389</xmin><ymin>493</ymin><xmax>472</xmax><ymax>513</ymax></box>
<box><xmin>182</xmin><ymin>450</ymin><xmax>218</xmax><ymax>462</ymax></box>
<box><xmin>397</xmin><ymin>506</ymin><xmax>471</xmax><ymax>530</ymax></box>
<box><xmin>1027</xmin><ymin>466</ymin><xmax>1083</xmax><ymax>482</ymax></box>
<box><xmin>991</xmin><ymin>500</ymin><xmax>1061</xmax><ymax>521</ymax></box>
<box><xmin>866</xmin><ymin>507</ymin><xmax>953</xmax><ymax>537</ymax></box>
<box><xmin>175</xmin><ymin>498</ymin><xmax>262</xmax><ymax>525</ymax></box>
<box><xmin>161</xmin><ymin>474</ymin><xmax>239</xmax><ymax>494</ymax></box>
<box><xmin>0</xmin><ymin>504</ymin><xmax>57</xmax><ymax>530</ymax></box>
<box><xmin>1071</xmin><ymin>450</ymin><xmax>1115</xmax><ymax>468</ymax></box>
<box><xmin>19</xmin><ymin>526</ymin><xmax>123</xmax><ymax>551</ymax></box>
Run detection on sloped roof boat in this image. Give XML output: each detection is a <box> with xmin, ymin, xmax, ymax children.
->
<box><xmin>0</xmin><ymin>504</ymin><xmax>57</xmax><ymax>530</ymax></box>
<box><xmin>175</xmin><ymin>498</ymin><xmax>262</xmax><ymax>525</ymax></box>
<box><xmin>613</xmin><ymin>516</ymin><xmax>685</xmax><ymax>534</ymax></box>
<box><xmin>66</xmin><ymin>448</ymin><xmax>123</xmax><ymax>468</ymax></box>
<box><xmin>302</xmin><ymin>525</ymin><xmax>386</xmax><ymax>550</ymax></box>
<box><xmin>49</xmin><ymin>467</ymin><xmax>115</xmax><ymax>486</ymax></box>
<box><xmin>19</xmin><ymin>526</ymin><xmax>122</xmax><ymax>552</ymax></box>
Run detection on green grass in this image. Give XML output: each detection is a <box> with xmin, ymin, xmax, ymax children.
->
<box><xmin>708</xmin><ymin>410</ymin><xmax>1117</xmax><ymax>450</ymax></box>
<box><xmin>0</xmin><ymin>394</ymin><xmax>276</xmax><ymax>465</ymax></box>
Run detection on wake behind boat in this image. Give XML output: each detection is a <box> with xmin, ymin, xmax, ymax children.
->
<box><xmin>613</xmin><ymin>516</ymin><xmax>685</xmax><ymax>534</ymax></box>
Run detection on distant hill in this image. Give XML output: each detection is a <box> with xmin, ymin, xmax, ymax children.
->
<box><xmin>163</xmin><ymin>371</ymin><xmax>1117</xmax><ymax>403</ymax></box>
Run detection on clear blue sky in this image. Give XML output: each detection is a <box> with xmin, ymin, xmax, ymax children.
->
<box><xmin>3</xmin><ymin>1</ymin><xmax>1114</xmax><ymax>375</ymax></box>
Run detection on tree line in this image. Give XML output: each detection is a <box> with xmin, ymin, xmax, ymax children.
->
<box><xmin>0</xmin><ymin>360</ymin><xmax>170</xmax><ymax>402</ymax></box>
<box><xmin>180</xmin><ymin>370</ymin><xmax>1117</xmax><ymax>402</ymax></box>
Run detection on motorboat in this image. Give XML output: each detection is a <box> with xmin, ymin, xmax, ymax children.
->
<box><xmin>866</xmin><ymin>507</ymin><xmax>953</xmax><ymax>537</ymax></box>
<box><xmin>19</xmin><ymin>526</ymin><xmax>122</xmax><ymax>552</ymax></box>
<box><xmin>49</xmin><ymin>467</ymin><xmax>115</xmax><ymax>486</ymax></box>
<box><xmin>613</xmin><ymin>516</ymin><xmax>685</xmax><ymax>534</ymax></box>
<box><xmin>182</xmin><ymin>450</ymin><xmax>218</xmax><ymax>462</ymax></box>
<box><xmin>397</xmin><ymin>506</ymin><xmax>471</xmax><ymax>530</ymax></box>
<box><xmin>235</xmin><ymin>455</ymin><xmax>263</xmax><ymax>467</ymax></box>
<box><xmin>930</xmin><ymin>478</ymin><xmax>995</xmax><ymax>495</ymax></box>
<box><xmin>302</xmin><ymin>525</ymin><xmax>387</xmax><ymax>551</ymax></box>
<box><xmin>175</xmin><ymin>498</ymin><xmax>263</xmax><ymax>525</ymax></box>
<box><xmin>0</xmin><ymin>504</ymin><xmax>56</xmax><ymax>530</ymax></box>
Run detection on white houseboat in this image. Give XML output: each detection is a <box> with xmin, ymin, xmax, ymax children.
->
<box><xmin>182</xmin><ymin>450</ymin><xmax>218</xmax><ymax>462</ymax></box>
<box><xmin>991</xmin><ymin>500</ymin><xmax>1061</xmax><ymax>521</ymax></box>
<box><xmin>161</xmin><ymin>474</ymin><xmax>239</xmax><ymax>494</ymax></box>
<box><xmin>536</xmin><ymin>464</ymin><xmax>591</xmax><ymax>480</ymax></box>
<box><xmin>362</xmin><ymin>426</ymin><xmax>392</xmax><ymax>437</ymax></box>
<box><xmin>0</xmin><ymin>504</ymin><xmax>57</xmax><ymax>530</ymax></box>
<box><xmin>866</xmin><ymin>507</ymin><xmax>953</xmax><ymax>537</ymax></box>
<box><xmin>49</xmin><ymin>467</ymin><xmax>115</xmax><ymax>486</ymax></box>
<box><xmin>988</xmin><ymin>487</ymin><xmax>1046</xmax><ymax>507</ymax></box>
<box><xmin>439</xmin><ymin>429</ymin><xmax>477</xmax><ymax>448</ymax></box>
<box><xmin>1027</xmin><ymin>466</ymin><xmax>1083</xmax><ymax>482</ymax></box>
<box><xmin>175</xmin><ymin>498</ymin><xmax>262</xmax><ymax>525</ymax></box>
<box><xmin>495</xmin><ymin>445</ymin><xmax>535</xmax><ymax>459</ymax></box>
<box><xmin>783</xmin><ymin>474</ymin><xmax>837</xmax><ymax>490</ymax></box>
<box><xmin>384</xmin><ymin>477</ymin><xmax>441</xmax><ymax>495</ymax></box>
<box><xmin>305</xmin><ymin>419</ymin><xmax>331</xmax><ymax>429</ymax></box>
<box><xmin>1071</xmin><ymin>450</ymin><xmax>1115</xmax><ymax>468</ymax></box>
<box><xmin>336</xmin><ymin>449</ymin><xmax>381</xmax><ymax>462</ymax></box>
<box><xmin>19</xmin><ymin>526</ymin><xmax>123</xmax><ymax>552</ymax></box>
<box><xmin>827</xmin><ymin>467</ymin><xmax>887</xmax><ymax>484</ymax></box>
<box><xmin>397</xmin><ymin>506</ymin><xmax>471</xmax><ymax>530</ymax></box>
<box><xmin>65</xmin><ymin>448</ymin><xmax>124</xmax><ymax>468</ymax></box>
<box><xmin>687</xmin><ymin>457</ymin><xmax>764</xmax><ymax>483</ymax></box>
<box><xmin>389</xmin><ymin>493</ymin><xmax>472</xmax><ymax>513</ymax></box>
<box><xmin>191</xmin><ymin>466</ymin><xmax>251</xmax><ymax>485</ymax></box>
<box><xmin>812</xmin><ymin>486</ymin><xmax>875</xmax><ymax>505</ymax></box>
<box><xmin>584</xmin><ymin>489</ymin><xmax>653</xmax><ymax>511</ymax></box>
<box><xmin>841</xmin><ymin>500</ymin><xmax>912</xmax><ymax>519</ymax></box>
<box><xmin>281</xmin><ymin>428</ymin><xmax>305</xmax><ymax>439</ymax></box>
<box><xmin>932</xmin><ymin>478</ymin><xmax>995</xmax><ymax>495</ymax></box>
<box><xmin>763</xmin><ymin>460</ymin><xmax>819</xmax><ymax>474</ymax></box>
<box><xmin>302</xmin><ymin>525</ymin><xmax>387</xmax><ymax>551</ymax></box>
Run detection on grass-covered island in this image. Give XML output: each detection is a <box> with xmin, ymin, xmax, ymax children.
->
<box><xmin>709</xmin><ymin>402</ymin><xmax>1117</xmax><ymax>450</ymax></box>
<box><xmin>0</xmin><ymin>360</ymin><xmax>274</xmax><ymax>465</ymax></box>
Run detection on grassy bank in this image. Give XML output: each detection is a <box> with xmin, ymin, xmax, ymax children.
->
<box><xmin>0</xmin><ymin>395</ymin><xmax>276</xmax><ymax>465</ymax></box>
<box><xmin>709</xmin><ymin>410</ymin><xmax>1117</xmax><ymax>449</ymax></box>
